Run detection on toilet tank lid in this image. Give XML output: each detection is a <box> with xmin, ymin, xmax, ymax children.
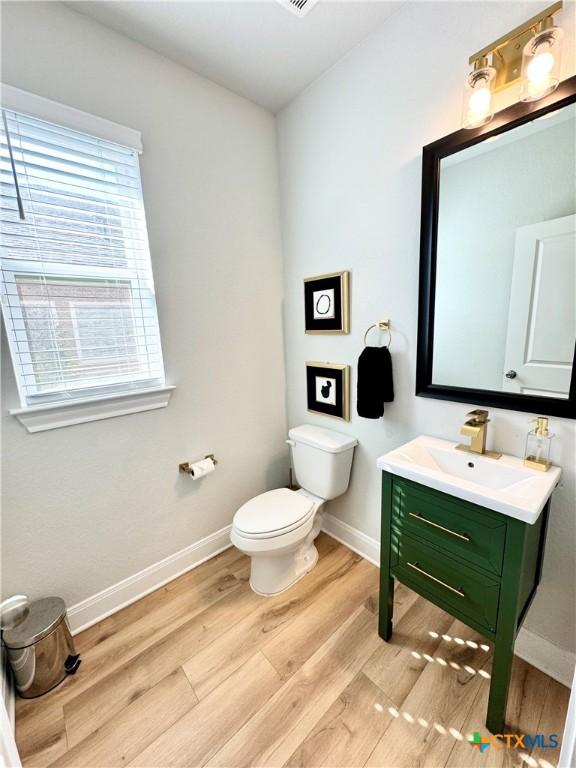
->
<box><xmin>289</xmin><ymin>425</ymin><xmax>358</xmax><ymax>454</ymax></box>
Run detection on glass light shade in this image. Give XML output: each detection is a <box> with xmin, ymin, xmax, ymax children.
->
<box><xmin>520</xmin><ymin>26</ymin><xmax>563</xmax><ymax>102</ymax></box>
<box><xmin>462</xmin><ymin>65</ymin><xmax>496</xmax><ymax>129</ymax></box>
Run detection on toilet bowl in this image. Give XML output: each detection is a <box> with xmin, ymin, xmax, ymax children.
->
<box><xmin>231</xmin><ymin>425</ymin><xmax>357</xmax><ymax>596</ymax></box>
<box><xmin>231</xmin><ymin>488</ymin><xmax>324</xmax><ymax>595</ymax></box>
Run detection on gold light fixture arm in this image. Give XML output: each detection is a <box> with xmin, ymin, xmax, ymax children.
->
<box><xmin>468</xmin><ymin>1</ymin><xmax>562</xmax><ymax>92</ymax></box>
<box><xmin>469</xmin><ymin>1</ymin><xmax>562</xmax><ymax>64</ymax></box>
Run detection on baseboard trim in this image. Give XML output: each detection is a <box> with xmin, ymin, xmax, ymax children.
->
<box><xmin>321</xmin><ymin>512</ymin><xmax>575</xmax><ymax>688</ymax></box>
<box><xmin>67</xmin><ymin>525</ymin><xmax>233</xmax><ymax>634</ymax></box>
<box><xmin>515</xmin><ymin>628</ymin><xmax>575</xmax><ymax>689</ymax></box>
<box><xmin>321</xmin><ymin>513</ymin><xmax>380</xmax><ymax>567</ymax></box>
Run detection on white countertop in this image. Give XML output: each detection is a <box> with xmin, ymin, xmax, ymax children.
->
<box><xmin>376</xmin><ymin>435</ymin><xmax>561</xmax><ymax>524</ymax></box>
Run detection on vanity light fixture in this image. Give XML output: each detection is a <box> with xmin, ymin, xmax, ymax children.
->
<box><xmin>462</xmin><ymin>1</ymin><xmax>564</xmax><ymax>128</ymax></box>
<box><xmin>462</xmin><ymin>57</ymin><xmax>496</xmax><ymax>129</ymax></box>
<box><xmin>520</xmin><ymin>16</ymin><xmax>564</xmax><ymax>101</ymax></box>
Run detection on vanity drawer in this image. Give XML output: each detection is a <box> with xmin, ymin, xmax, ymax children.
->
<box><xmin>391</xmin><ymin>533</ymin><xmax>500</xmax><ymax>633</ymax></box>
<box><xmin>391</xmin><ymin>478</ymin><xmax>506</xmax><ymax>576</ymax></box>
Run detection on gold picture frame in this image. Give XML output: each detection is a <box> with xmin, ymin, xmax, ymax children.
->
<box><xmin>304</xmin><ymin>271</ymin><xmax>350</xmax><ymax>334</ymax></box>
<box><xmin>305</xmin><ymin>362</ymin><xmax>350</xmax><ymax>421</ymax></box>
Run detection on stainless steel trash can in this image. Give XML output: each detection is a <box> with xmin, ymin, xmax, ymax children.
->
<box><xmin>2</xmin><ymin>597</ymin><xmax>81</xmax><ymax>698</ymax></box>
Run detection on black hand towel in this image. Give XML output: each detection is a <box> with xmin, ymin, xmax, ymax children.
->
<box><xmin>357</xmin><ymin>346</ymin><xmax>394</xmax><ymax>418</ymax></box>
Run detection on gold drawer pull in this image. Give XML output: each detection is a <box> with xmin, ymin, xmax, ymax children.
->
<box><xmin>408</xmin><ymin>512</ymin><xmax>470</xmax><ymax>542</ymax></box>
<box><xmin>407</xmin><ymin>562</ymin><xmax>465</xmax><ymax>598</ymax></box>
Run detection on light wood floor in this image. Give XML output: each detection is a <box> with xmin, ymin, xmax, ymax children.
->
<box><xmin>16</xmin><ymin>534</ymin><xmax>569</xmax><ymax>768</ymax></box>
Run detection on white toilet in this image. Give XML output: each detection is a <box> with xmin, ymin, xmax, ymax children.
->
<box><xmin>231</xmin><ymin>424</ymin><xmax>357</xmax><ymax>596</ymax></box>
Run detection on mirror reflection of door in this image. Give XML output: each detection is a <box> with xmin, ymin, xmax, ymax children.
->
<box><xmin>503</xmin><ymin>215</ymin><xmax>576</xmax><ymax>398</ymax></box>
<box><xmin>432</xmin><ymin>103</ymin><xmax>576</xmax><ymax>398</ymax></box>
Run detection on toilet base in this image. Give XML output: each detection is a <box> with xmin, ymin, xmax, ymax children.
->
<box><xmin>249</xmin><ymin>542</ymin><xmax>319</xmax><ymax>596</ymax></box>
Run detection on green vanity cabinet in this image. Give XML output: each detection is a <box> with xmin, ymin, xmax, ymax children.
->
<box><xmin>378</xmin><ymin>471</ymin><xmax>550</xmax><ymax>734</ymax></box>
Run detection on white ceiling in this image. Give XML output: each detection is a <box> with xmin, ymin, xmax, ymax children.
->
<box><xmin>68</xmin><ymin>1</ymin><xmax>402</xmax><ymax>112</ymax></box>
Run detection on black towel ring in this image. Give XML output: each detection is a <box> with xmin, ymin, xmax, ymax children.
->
<box><xmin>364</xmin><ymin>320</ymin><xmax>392</xmax><ymax>348</ymax></box>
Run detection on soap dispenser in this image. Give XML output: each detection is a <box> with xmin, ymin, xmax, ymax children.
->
<box><xmin>524</xmin><ymin>416</ymin><xmax>554</xmax><ymax>471</ymax></box>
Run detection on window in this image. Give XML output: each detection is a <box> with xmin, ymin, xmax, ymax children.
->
<box><xmin>1</xmin><ymin>100</ymin><xmax>170</xmax><ymax>427</ymax></box>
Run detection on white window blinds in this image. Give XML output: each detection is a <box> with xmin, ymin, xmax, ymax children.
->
<box><xmin>1</xmin><ymin>108</ymin><xmax>167</xmax><ymax>407</ymax></box>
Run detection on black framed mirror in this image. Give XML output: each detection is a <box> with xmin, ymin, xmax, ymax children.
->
<box><xmin>416</xmin><ymin>75</ymin><xmax>576</xmax><ymax>419</ymax></box>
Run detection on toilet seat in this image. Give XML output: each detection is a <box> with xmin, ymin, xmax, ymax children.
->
<box><xmin>233</xmin><ymin>489</ymin><xmax>315</xmax><ymax>539</ymax></box>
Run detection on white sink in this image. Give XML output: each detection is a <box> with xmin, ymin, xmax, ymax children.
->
<box><xmin>376</xmin><ymin>435</ymin><xmax>561</xmax><ymax>524</ymax></box>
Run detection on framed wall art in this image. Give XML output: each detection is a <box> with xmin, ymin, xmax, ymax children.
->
<box><xmin>305</xmin><ymin>362</ymin><xmax>350</xmax><ymax>421</ymax></box>
<box><xmin>304</xmin><ymin>271</ymin><xmax>349</xmax><ymax>334</ymax></box>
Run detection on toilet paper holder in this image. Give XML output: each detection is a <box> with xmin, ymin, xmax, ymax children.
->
<box><xmin>179</xmin><ymin>454</ymin><xmax>218</xmax><ymax>475</ymax></box>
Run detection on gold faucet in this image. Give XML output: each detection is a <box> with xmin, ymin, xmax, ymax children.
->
<box><xmin>456</xmin><ymin>409</ymin><xmax>502</xmax><ymax>459</ymax></box>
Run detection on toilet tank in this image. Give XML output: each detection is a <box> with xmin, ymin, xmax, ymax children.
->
<box><xmin>288</xmin><ymin>425</ymin><xmax>358</xmax><ymax>500</ymax></box>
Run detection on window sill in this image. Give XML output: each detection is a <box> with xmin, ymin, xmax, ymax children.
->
<box><xmin>10</xmin><ymin>386</ymin><xmax>175</xmax><ymax>433</ymax></box>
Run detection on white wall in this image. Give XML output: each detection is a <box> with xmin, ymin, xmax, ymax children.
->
<box><xmin>278</xmin><ymin>1</ymin><xmax>576</xmax><ymax>654</ymax></box>
<box><xmin>2</xmin><ymin>0</ymin><xmax>575</xmax><ymax>659</ymax></box>
<box><xmin>434</xmin><ymin>116</ymin><xmax>576</xmax><ymax>391</ymax></box>
<box><xmin>0</xmin><ymin>2</ymin><xmax>287</xmax><ymax>606</ymax></box>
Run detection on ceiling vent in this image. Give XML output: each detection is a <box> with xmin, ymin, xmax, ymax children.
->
<box><xmin>276</xmin><ymin>0</ymin><xmax>320</xmax><ymax>18</ymax></box>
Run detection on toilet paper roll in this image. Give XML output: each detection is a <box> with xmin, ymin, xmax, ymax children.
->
<box><xmin>188</xmin><ymin>457</ymin><xmax>216</xmax><ymax>479</ymax></box>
